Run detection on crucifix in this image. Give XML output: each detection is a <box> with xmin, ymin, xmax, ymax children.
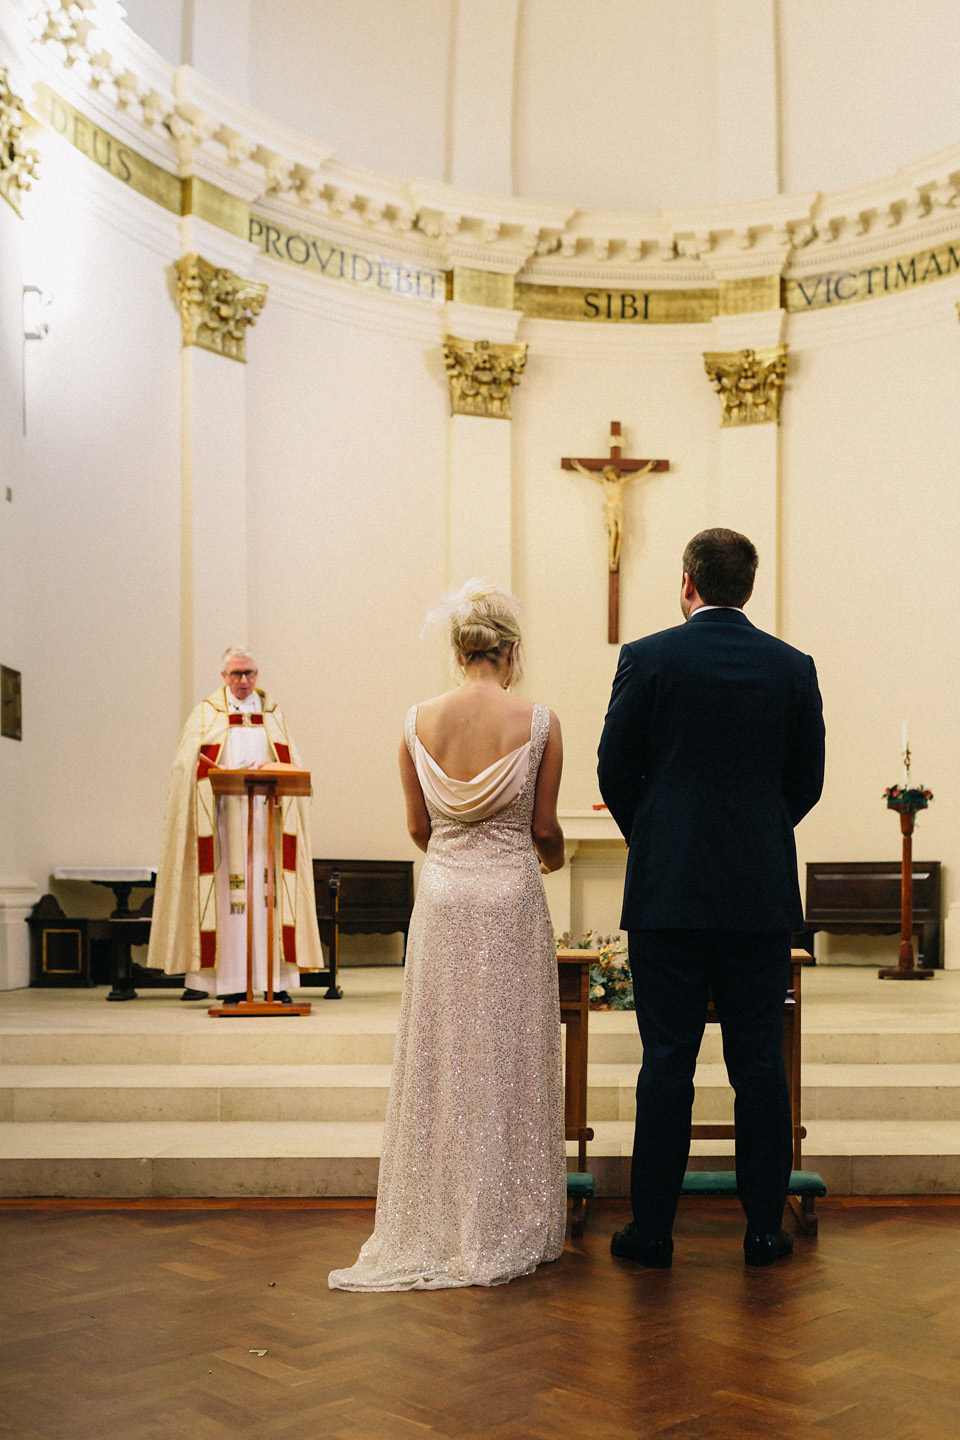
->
<box><xmin>561</xmin><ymin>421</ymin><xmax>670</xmax><ymax>643</ymax></box>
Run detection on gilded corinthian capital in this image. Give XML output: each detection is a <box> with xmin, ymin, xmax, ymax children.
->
<box><xmin>703</xmin><ymin>345</ymin><xmax>788</xmax><ymax>427</ymax></box>
<box><xmin>174</xmin><ymin>253</ymin><xmax>268</xmax><ymax>363</ymax></box>
<box><xmin>0</xmin><ymin>69</ymin><xmax>40</xmax><ymax>219</ymax></box>
<box><xmin>442</xmin><ymin>336</ymin><xmax>527</xmax><ymax>419</ymax></box>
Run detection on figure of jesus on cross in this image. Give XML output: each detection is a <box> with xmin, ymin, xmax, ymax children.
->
<box><xmin>562</xmin><ymin>422</ymin><xmax>670</xmax><ymax>643</ymax></box>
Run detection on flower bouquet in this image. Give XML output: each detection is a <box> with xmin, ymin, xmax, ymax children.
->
<box><xmin>556</xmin><ymin>931</ymin><xmax>633</xmax><ymax>1010</ymax></box>
<box><xmin>884</xmin><ymin>784</ymin><xmax>933</xmax><ymax>814</ymax></box>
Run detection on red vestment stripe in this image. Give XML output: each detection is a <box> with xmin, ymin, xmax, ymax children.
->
<box><xmin>197</xmin><ymin>743</ymin><xmax>219</xmax><ymax>779</ymax></box>
<box><xmin>250</xmin><ymin>713</ymin><xmax>264</xmax><ymax>725</ymax></box>
<box><xmin>274</xmin><ymin>743</ymin><xmax>291</xmax><ymax>764</ymax></box>
<box><xmin>228</xmin><ymin>713</ymin><xmax>244</xmax><ymax>726</ymax></box>
<box><xmin>282</xmin><ymin>833</ymin><xmax>296</xmax><ymax>871</ymax></box>
<box><xmin>197</xmin><ymin>835</ymin><xmax>215</xmax><ymax>874</ymax></box>
<box><xmin>200</xmin><ymin>929</ymin><xmax>217</xmax><ymax>968</ymax></box>
<box><xmin>282</xmin><ymin>925</ymin><xmax>296</xmax><ymax>965</ymax></box>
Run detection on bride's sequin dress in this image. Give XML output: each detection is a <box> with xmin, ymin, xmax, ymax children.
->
<box><xmin>329</xmin><ymin>702</ymin><xmax>566</xmax><ymax>1290</ymax></box>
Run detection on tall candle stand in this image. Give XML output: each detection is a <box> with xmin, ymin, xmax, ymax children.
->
<box><xmin>879</xmin><ymin>749</ymin><xmax>934</xmax><ymax>981</ymax></box>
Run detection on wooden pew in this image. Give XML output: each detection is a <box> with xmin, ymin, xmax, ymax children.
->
<box><xmin>310</xmin><ymin>859</ymin><xmax>415</xmax><ymax>998</ymax></box>
<box><xmin>799</xmin><ymin>859</ymin><xmax>941</xmax><ymax>967</ymax></box>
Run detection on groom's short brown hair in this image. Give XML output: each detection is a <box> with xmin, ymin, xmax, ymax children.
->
<box><xmin>682</xmin><ymin>528</ymin><xmax>758</xmax><ymax>607</ymax></box>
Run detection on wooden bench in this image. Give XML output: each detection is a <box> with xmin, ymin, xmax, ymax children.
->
<box><xmin>309</xmin><ymin>859</ymin><xmax>415</xmax><ymax>998</ymax></box>
<box><xmin>798</xmin><ymin>859</ymin><xmax>941</xmax><ymax>967</ymax></box>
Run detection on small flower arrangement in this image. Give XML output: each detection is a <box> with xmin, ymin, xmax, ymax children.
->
<box><xmin>884</xmin><ymin>784</ymin><xmax>933</xmax><ymax>811</ymax></box>
<box><xmin>556</xmin><ymin>931</ymin><xmax>634</xmax><ymax>1010</ymax></box>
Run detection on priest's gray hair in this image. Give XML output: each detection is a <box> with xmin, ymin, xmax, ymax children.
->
<box><xmin>222</xmin><ymin>646</ymin><xmax>258</xmax><ymax>669</ymax></box>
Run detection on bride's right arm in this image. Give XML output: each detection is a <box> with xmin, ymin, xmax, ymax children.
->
<box><xmin>399</xmin><ymin>738</ymin><xmax>431</xmax><ymax>852</ymax></box>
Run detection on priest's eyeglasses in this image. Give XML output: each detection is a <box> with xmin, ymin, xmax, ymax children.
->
<box><xmin>226</xmin><ymin>669</ymin><xmax>258</xmax><ymax>679</ymax></box>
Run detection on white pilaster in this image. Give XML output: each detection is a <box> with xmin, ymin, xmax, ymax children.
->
<box><xmin>713</xmin><ymin>0</ymin><xmax>780</xmax><ymax>202</ymax></box>
<box><xmin>0</xmin><ymin>878</ymin><xmax>40</xmax><ymax>990</ymax></box>
<box><xmin>448</xmin><ymin>0</ymin><xmax>519</xmax><ymax>195</ymax></box>
<box><xmin>707</xmin><ymin>309</ymin><xmax>786</xmax><ymax>635</ymax></box>
<box><xmin>178</xmin><ymin>217</ymin><xmax>260</xmax><ymax>714</ymax></box>
<box><xmin>181</xmin><ymin>0</ymin><xmax>252</xmax><ymax>103</ymax></box>
<box><xmin>443</xmin><ymin>300</ymin><xmax>523</xmax><ymax>591</ymax></box>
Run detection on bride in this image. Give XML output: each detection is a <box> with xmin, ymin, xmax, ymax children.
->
<box><xmin>329</xmin><ymin>582</ymin><xmax>567</xmax><ymax>1290</ymax></box>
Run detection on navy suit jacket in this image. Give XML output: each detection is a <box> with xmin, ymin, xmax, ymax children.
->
<box><xmin>597</xmin><ymin>608</ymin><xmax>825</xmax><ymax>932</ymax></box>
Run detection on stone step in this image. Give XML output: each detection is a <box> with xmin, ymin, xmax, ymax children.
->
<box><xmin>589</xmin><ymin>1030</ymin><xmax>960</xmax><ymax>1066</ymax></box>
<box><xmin>587</xmin><ymin>1062</ymin><xmax>960</xmax><ymax>1122</ymax></box>
<box><xmin>5</xmin><ymin>1060</ymin><xmax>960</xmax><ymax>1124</ymax></box>
<box><xmin>2</xmin><ymin>1118</ymin><xmax>959</xmax><ymax>1199</ymax></box>
<box><xmin>8</xmin><ymin>1024</ymin><xmax>960</xmax><ymax>1067</ymax></box>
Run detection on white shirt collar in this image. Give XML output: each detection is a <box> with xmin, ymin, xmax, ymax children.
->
<box><xmin>226</xmin><ymin>688</ymin><xmax>262</xmax><ymax>713</ymax></box>
<box><xmin>688</xmin><ymin>605</ymin><xmax>744</xmax><ymax>619</ymax></box>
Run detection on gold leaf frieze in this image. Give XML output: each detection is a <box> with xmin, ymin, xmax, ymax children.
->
<box><xmin>174</xmin><ymin>253</ymin><xmax>267</xmax><ymax>363</ymax></box>
<box><xmin>442</xmin><ymin>336</ymin><xmax>527</xmax><ymax>419</ymax></box>
<box><xmin>0</xmin><ymin>69</ymin><xmax>40</xmax><ymax>218</ymax></box>
<box><xmin>702</xmin><ymin>345</ymin><xmax>787</xmax><ymax>427</ymax></box>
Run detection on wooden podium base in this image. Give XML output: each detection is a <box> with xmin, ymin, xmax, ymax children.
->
<box><xmin>208</xmin><ymin>1001</ymin><xmax>312</xmax><ymax>1016</ymax></box>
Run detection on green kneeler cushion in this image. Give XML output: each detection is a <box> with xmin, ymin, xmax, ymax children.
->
<box><xmin>566</xmin><ymin>1171</ymin><xmax>595</xmax><ymax>1198</ymax></box>
<box><xmin>681</xmin><ymin>1169</ymin><xmax>826</xmax><ymax>1197</ymax></box>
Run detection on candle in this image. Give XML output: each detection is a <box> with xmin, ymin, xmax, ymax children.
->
<box><xmin>902</xmin><ymin>720</ymin><xmax>910</xmax><ymax>786</ymax></box>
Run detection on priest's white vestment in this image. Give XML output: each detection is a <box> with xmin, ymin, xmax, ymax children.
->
<box><xmin>147</xmin><ymin>687</ymin><xmax>322</xmax><ymax>994</ymax></box>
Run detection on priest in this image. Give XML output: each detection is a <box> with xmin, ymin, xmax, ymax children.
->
<box><xmin>147</xmin><ymin>647</ymin><xmax>323</xmax><ymax>1001</ymax></box>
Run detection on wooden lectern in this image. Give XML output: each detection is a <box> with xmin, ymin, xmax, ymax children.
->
<box><xmin>207</xmin><ymin>765</ymin><xmax>312</xmax><ymax>1017</ymax></box>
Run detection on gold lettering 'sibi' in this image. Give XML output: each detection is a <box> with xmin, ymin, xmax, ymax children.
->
<box><xmin>247</xmin><ymin>217</ymin><xmax>444</xmax><ymax>302</ymax></box>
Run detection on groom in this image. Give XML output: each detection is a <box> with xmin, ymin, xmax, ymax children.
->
<box><xmin>598</xmin><ymin>528</ymin><xmax>824</xmax><ymax>1268</ymax></box>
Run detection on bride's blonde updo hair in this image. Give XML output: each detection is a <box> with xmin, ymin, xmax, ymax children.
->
<box><xmin>424</xmin><ymin>578</ymin><xmax>524</xmax><ymax>683</ymax></box>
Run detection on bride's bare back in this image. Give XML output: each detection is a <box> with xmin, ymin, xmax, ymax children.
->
<box><xmin>415</xmin><ymin>686</ymin><xmax>535</xmax><ymax>780</ymax></box>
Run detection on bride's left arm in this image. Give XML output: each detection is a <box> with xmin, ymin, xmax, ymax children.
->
<box><xmin>399</xmin><ymin>738</ymin><xmax>431</xmax><ymax>852</ymax></box>
<box><xmin>533</xmin><ymin>712</ymin><xmax>565</xmax><ymax>872</ymax></box>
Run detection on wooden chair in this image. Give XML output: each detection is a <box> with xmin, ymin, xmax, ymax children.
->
<box><xmin>684</xmin><ymin>949</ymin><xmax>825</xmax><ymax>1233</ymax></box>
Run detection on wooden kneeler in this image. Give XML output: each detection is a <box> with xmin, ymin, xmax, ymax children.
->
<box><xmin>684</xmin><ymin>949</ymin><xmax>826</xmax><ymax>1234</ymax></box>
<box><xmin>207</xmin><ymin>766</ymin><xmax>312</xmax><ymax>1017</ymax></box>
<box><xmin>557</xmin><ymin>948</ymin><xmax>598</xmax><ymax>1236</ymax></box>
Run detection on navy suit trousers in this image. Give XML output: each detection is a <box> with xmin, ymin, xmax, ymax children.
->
<box><xmin>627</xmin><ymin>929</ymin><xmax>793</xmax><ymax>1236</ymax></box>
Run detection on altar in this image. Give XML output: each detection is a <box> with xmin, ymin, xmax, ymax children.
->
<box><xmin>542</xmin><ymin>809</ymin><xmax>627</xmax><ymax>941</ymax></box>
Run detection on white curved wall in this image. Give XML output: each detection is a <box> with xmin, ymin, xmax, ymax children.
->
<box><xmin>513</xmin><ymin>0</ymin><xmax>719</xmax><ymax>211</ymax></box>
<box><xmin>778</xmin><ymin>0</ymin><xmax>960</xmax><ymax>195</ymax></box>
<box><xmin>247</xmin><ymin>0</ymin><xmax>454</xmax><ymax>184</ymax></box>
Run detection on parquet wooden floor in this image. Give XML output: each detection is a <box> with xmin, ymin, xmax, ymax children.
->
<box><xmin>2</xmin><ymin>1199</ymin><xmax>959</xmax><ymax>1440</ymax></box>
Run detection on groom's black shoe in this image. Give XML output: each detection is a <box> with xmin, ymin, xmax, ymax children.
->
<box><xmin>744</xmin><ymin>1227</ymin><xmax>793</xmax><ymax>1267</ymax></box>
<box><xmin>610</xmin><ymin>1222</ymin><xmax>673</xmax><ymax>1268</ymax></box>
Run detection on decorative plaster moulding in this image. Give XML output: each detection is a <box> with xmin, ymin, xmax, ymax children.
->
<box><xmin>519</xmin><ymin>317</ymin><xmax>716</xmax><ymax>364</ymax></box>
<box><xmin>250</xmin><ymin>191</ymin><xmax>445</xmax><ymax>270</ymax></box>
<box><xmin>260</xmin><ymin>261</ymin><xmax>443</xmax><ymax>344</ymax></box>
<box><xmin>13</xmin><ymin>0</ymin><xmax>960</xmax><ymax>293</ymax></box>
<box><xmin>786</xmin><ymin>268</ymin><xmax>960</xmax><ymax>350</ymax></box>
<box><xmin>52</xmin><ymin>133</ymin><xmax>181</xmax><ymax>257</ymax></box>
